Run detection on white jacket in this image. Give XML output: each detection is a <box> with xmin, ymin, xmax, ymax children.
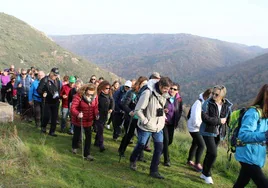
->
<box><xmin>187</xmin><ymin>93</ymin><xmax>205</xmax><ymax>132</ymax></box>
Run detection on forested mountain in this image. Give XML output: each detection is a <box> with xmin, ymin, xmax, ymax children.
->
<box><xmin>0</xmin><ymin>13</ymin><xmax>121</xmax><ymax>82</ymax></box>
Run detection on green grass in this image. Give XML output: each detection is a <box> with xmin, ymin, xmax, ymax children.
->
<box><xmin>0</xmin><ymin>118</ymin><xmax>267</xmax><ymax>188</ymax></box>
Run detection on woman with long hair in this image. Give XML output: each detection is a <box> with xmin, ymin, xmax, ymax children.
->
<box><xmin>94</xmin><ymin>81</ymin><xmax>114</xmax><ymax>152</ymax></box>
<box><xmin>199</xmin><ymin>85</ymin><xmax>232</xmax><ymax>184</ymax></box>
<box><xmin>118</xmin><ymin>76</ymin><xmax>148</xmax><ymax>158</ymax></box>
<box><xmin>71</xmin><ymin>83</ymin><xmax>99</xmax><ymax>161</ymax></box>
<box><xmin>234</xmin><ymin>84</ymin><xmax>268</xmax><ymax>187</ymax></box>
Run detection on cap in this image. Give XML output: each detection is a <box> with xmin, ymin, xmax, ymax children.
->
<box><xmin>149</xmin><ymin>72</ymin><xmax>161</xmax><ymax>79</ymax></box>
<box><xmin>51</xmin><ymin>68</ymin><xmax>59</xmax><ymax>75</ymax></box>
<box><xmin>124</xmin><ymin>80</ymin><xmax>132</xmax><ymax>88</ymax></box>
<box><xmin>69</xmin><ymin>76</ymin><xmax>76</xmax><ymax>83</ymax></box>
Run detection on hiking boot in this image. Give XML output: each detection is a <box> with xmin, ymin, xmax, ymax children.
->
<box><xmin>100</xmin><ymin>147</ymin><xmax>106</xmax><ymax>152</ymax></box>
<box><xmin>41</xmin><ymin>127</ymin><xmax>47</xmax><ymax>134</ymax></box>
<box><xmin>200</xmin><ymin>173</ymin><xmax>214</xmax><ymax>184</ymax></box>
<box><xmin>194</xmin><ymin>163</ymin><xmax>203</xmax><ymax>172</ymax></box>
<box><xmin>49</xmin><ymin>132</ymin><xmax>58</xmax><ymax>137</ymax></box>
<box><xmin>164</xmin><ymin>161</ymin><xmax>171</xmax><ymax>167</ymax></box>
<box><xmin>150</xmin><ymin>172</ymin><xmax>165</xmax><ymax>179</ymax></box>
<box><xmin>130</xmin><ymin>162</ymin><xmax>137</xmax><ymax>171</ymax></box>
<box><xmin>85</xmin><ymin>155</ymin><xmax>94</xmax><ymax>161</ymax></box>
<box><xmin>72</xmin><ymin>149</ymin><xmax>77</xmax><ymax>154</ymax></box>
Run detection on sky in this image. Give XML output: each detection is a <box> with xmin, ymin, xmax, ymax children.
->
<box><xmin>1</xmin><ymin>0</ymin><xmax>268</xmax><ymax>47</ymax></box>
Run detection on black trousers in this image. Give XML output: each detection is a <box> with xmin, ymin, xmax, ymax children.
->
<box><xmin>18</xmin><ymin>94</ymin><xmax>32</xmax><ymax>119</ymax></box>
<box><xmin>112</xmin><ymin>112</ymin><xmax>124</xmax><ymax>139</ymax></box>
<box><xmin>1</xmin><ymin>86</ymin><xmax>7</xmax><ymax>102</ymax></box>
<box><xmin>163</xmin><ymin>124</ymin><xmax>175</xmax><ymax>163</ymax></box>
<box><xmin>42</xmin><ymin>102</ymin><xmax>59</xmax><ymax>134</ymax></box>
<box><xmin>34</xmin><ymin>101</ymin><xmax>42</xmax><ymax>126</ymax></box>
<box><xmin>233</xmin><ymin>162</ymin><xmax>268</xmax><ymax>188</ymax></box>
<box><xmin>202</xmin><ymin>135</ymin><xmax>220</xmax><ymax>176</ymax></box>
<box><xmin>187</xmin><ymin>132</ymin><xmax>205</xmax><ymax>164</ymax></box>
<box><xmin>72</xmin><ymin>126</ymin><xmax>92</xmax><ymax>157</ymax></box>
<box><xmin>94</xmin><ymin>115</ymin><xmax>108</xmax><ymax>148</ymax></box>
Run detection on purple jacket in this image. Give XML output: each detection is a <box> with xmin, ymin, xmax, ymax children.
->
<box><xmin>165</xmin><ymin>93</ymin><xmax>183</xmax><ymax>127</ymax></box>
<box><xmin>1</xmin><ymin>75</ymin><xmax>10</xmax><ymax>87</ymax></box>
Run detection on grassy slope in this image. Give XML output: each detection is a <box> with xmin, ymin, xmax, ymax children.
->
<box><xmin>1</xmin><ymin>118</ymin><xmax>266</xmax><ymax>188</ymax></box>
<box><xmin>0</xmin><ymin>13</ymin><xmax>121</xmax><ymax>82</ymax></box>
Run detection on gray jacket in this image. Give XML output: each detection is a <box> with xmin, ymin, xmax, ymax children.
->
<box><xmin>134</xmin><ymin>85</ymin><xmax>168</xmax><ymax>133</ymax></box>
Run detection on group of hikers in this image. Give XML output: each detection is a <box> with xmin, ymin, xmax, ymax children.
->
<box><xmin>0</xmin><ymin>64</ymin><xmax>267</xmax><ymax>187</ymax></box>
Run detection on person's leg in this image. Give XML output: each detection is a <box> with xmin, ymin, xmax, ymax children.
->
<box><xmin>34</xmin><ymin>101</ymin><xmax>41</xmax><ymax>127</ymax></box>
<box><xmin>194</xmin><ymin>133</ymin><xmax>205</xmax><ymax>165</ymax></box>
<box><xmin>119</xmin><ymin>119</ymin><xmax>137</xmax><ymax>155</ymax></box>
<box><xmin>49</xmin><ymin>103</ymin><xmax>59</xmax><ymax>135</ymax></box>
<box><xmin>95</xmin><ymin>117</ymin><xmax>107</xmax><ymax>150</ymax></box>
<box><xmin>41</xmin><ymin>103</ymin><xmax>50</xmax><ymax>132</ymax></box>
<box><xmin>202</xmin><ymin>136</ymin><xmax>218</xmax><ymax>177</ymax></box>
<box><xmin>187</xmin><ymin>132</ymin><xmax>198</xmax><ymax>163</ymax></box>
<box><xmin>247</xmin><ymin>163</ymin><xmax>268</xmax><ymax>188</ymax></box>
<box><xmin>150</xmin><ymin>130</ymin><xmax>164</xmax><ymax>173</ymax></box>
<box><xmin>83</xmin><ymin>126</ymin><xmax>92</xmax><ymax>157</ymax></box>
<box><xmin>1</xmin><ymin>87</ymin><xmax>6</xmax><ymax>102</ymax></box>
<box><xmin>60</xmin><ymin>108</ymin><xmax>69</xmax><ymax>131</ymax></box>
<box><xmin>112</xmin><ymin>112</ymin><xmax>123</xmax><ymax>139</ymax></box>
<box><xmin>233</xmin><ymin>162</ymin><xmax>252</xmax><ymax>188</ymax></box>
<box><xmin>72</xmin><ymin>126</ymin><xmax>80</xmax><ymax>149</ymax></box>
<box><xmin>162</xmin><ymin>126</ymin><xmax>169</xmax><ymax>164</ymax></box>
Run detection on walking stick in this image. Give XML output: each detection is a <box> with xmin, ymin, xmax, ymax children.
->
<box><xmin>80</xmin><ymin>113</ymin><xmax>84</xmax><ymax>167</ymax></box>
<box><xmin>119</xmin><ymin>116</ymin><xmax>133</xmax><ymax>163</ymax></box>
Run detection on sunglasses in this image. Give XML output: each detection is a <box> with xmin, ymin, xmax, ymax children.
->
<box><xmin>170</xmin><ymin>88</ymin><xmax>178</xmax><ymax>91</ymax></box>
<box><xmin>21</xmin><ymin>73</ymin><xmax>27</xmax><ymax>75</ymax></box>
<box><xmin>212</xmin><ymin>92</ymin><xmax>219</xmax><ymax>97</ymax></box>
<box><xmin>91</xmin><ymin>78</ymin><xmax>96</xmax><ymax>80</ymax></box>
<box><xmin>105</xmin><ymin>87</ymin><xmax>111</xmax><ymax>90</ymax></box>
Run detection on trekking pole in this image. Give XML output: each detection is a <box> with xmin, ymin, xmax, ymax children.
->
<box><xmin>80</xmin><ymin>113</ymin><xmax>84</xmax><ymax>167</ymax></box>
<box><xmin>119</xmin><ymin>116</ymin><xmax>133</xmax><ymax>163</ymax></box>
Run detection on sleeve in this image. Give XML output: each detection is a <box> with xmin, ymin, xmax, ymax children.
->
<box><xmin>28</xmin><ymin>82</ymin><xmax>34</xmax><ymax>102</ymax></box>
<box><xmin>113</xmin><ymin>89</ymin><xmax>121</xmax><ymax>112</ymax></box>
<box><xmin>120</xmin><ymin>91</ymin><xmax>133</xmax><ymax>114</ymax></box>
<box><xmin>177</xmin><ymin>99</ymin><xmax>183</xmax><ymax>122</ymax></box>
<box><xmin>94</xmin><ymin>96</ymin><xmax>99</xmax><ymax>118</ymax></box>
<box><xmin>71</xmin><ymin>95</ymin><xmax>81</xmax><ymax>118</ymax></box>
<box><xmin>191</xmin><ymin>100</ymin><xmax>202</xmax><ymax>127</ymax></box>
<box><xmin>109</xmin><ymin>96</ymin><xmax>114</xmax><ymax>110</ymax></box>
<box><xmin>201</xmin><ymin>102</ymin><xmax>221</xmax><ymax>126</ymax></box>
<box><xmin>68</xmin><ymin>89</ymin><xmax>73</xmax><ymax>107</ymax></box>
<box><xmin>60</xmin><ymin>85</ymin><xmax>65</xmax><ymax>99</ymax></box>
<box><xmin>238</xmin><ymin>108</ymin><xmax>266</xmax><ymax>143</ymax></box>
<box><xmin>14</xmin><ymin>76</ymin><xmax>20</xmax><ymax>89</ymax></box>
<box><xmin>134</xmin><ymin>90</ymin><xmax>151</xmax><ymax>124</ymax></box>
<box><xmin>37</xmin><ymin>77</ymin><xmax>46</xmax><ymax>96</ymax></box>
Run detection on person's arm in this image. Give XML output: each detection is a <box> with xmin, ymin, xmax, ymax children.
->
<box><xmin>177</xmin><ymin>99</ymin><xmax>183</xmax><ymax>122</ymax></box>
<box><xmin>113</xmin><ymin>89</ymin><xmax>121</xmax><ymax>112</ymax></box>
<box><xmin>191</xmin><ymin>100</ymin><xmax>202</xmax><ymax>127</ymax></box>
<box><xmin>71</xmin><ymin>94</ymin><xmax>81</xmax><ymax>118</ymax></box>
<box><xmin>37</xmin><ymin>77</ymin><xmax>46</xmax><ymax>96</ymax></box>
<box><xmin>120</xmin><ymin>91</ymin><xmax>132</xmax><ymax>114</ymax></box>
<box><xmin>134</xmin><ymin>90</ymin><xmax>151</xmax><ymax>124</ymax></box>
<box><xmin>238</xmin><ymin>108</ymin><xmax>266</xmax><ymax>143</ymax></box>
<box><xmin>109</xmin><ymin>95</ymin><xmax>114</xmax><ymax>111</ymax></box>
<box><xmin>201</xmin><ymin>102</ymin><xmax>221</xmax><ymax>126</ymax></box>
<box><xmin>28</xmin><ymin>82</ymin><xmax>34</xmax><ymax>102</ymax></box>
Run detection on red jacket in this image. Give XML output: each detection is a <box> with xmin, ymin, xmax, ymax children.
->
<box><xmin>71</xmin><ymin>94</ymin><xmax>99</xmax><ymax>127</ymax></box>
<box><xmin>60</xmin><ymin>84</ymin><xmax>72</xmax><ymax>108</ymax></box>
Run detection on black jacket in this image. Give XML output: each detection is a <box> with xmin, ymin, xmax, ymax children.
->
<box><xmin>37</xmin><ymin>76</ymin><xmax>61</xmax><ymax>104</ymax></box>
<box><xmin>201</xmin><ymin>98</ymin><xmax>232</xmax><ymax>137</ymax></box>
<box><xmin>98</xmin><ymin>92</ymin><xmax>114</xmax><ymax>119</ymax></box>
<box><xmin>120</xmin><ymin>89</ymin><xmax>137</xmax><ymax>120</ymax></box>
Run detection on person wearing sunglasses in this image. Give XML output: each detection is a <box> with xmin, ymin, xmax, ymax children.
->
<box><xmin>162</xmin><ymin>83</ymin><xmax>183</xmax><ymax>167</ymax></box>
<box><xmin>89</xmin><ymin>75</ymin><xmax>97</xmax><ymax>84</ymax></box>
<box><xmin>94</xmin><ymin>80</ymin><xmax>114</xmax><ymax>152</ymax></box>
<box><xmin>199</xmin><ymin>85</ymin><xmax>232</xmax><ymax>184</ymax></box>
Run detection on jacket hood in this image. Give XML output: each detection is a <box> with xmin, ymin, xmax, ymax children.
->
<box><xmin>147</xmin><ymin>79</ymin><xmax>159</xmax><ymax>91</ymax></box>
<box><xmin>199</xmin><ymin>93</ymin><xmax>205</xmax><ymax>102</ymax></box>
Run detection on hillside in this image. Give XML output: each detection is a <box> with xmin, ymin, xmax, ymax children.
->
<box><xmin>51</xmin><ymin>34</ymin><xmax>266</xmax><ymax>81</ymax></box>
<box><xmin>183</xmin><ymin>52</ymin><xmax>268</xmax><ymax>107</ymax></box>
<box><xmin>1</xmin><ymin>118</ymin><xmax>265</xmax><ymax>187</ymax></box>
<box><xmin>0</xmin><ymin>13</ymin><xmax>121</xmax><ymax>82</ymax></box>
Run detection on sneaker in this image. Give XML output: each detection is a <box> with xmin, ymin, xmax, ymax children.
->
<box><xmin>130</xmin><ymin>162</ymin><xmax>137</xmax><ymax>171</ymax></box>
<box><xmin>150</xmin><ymin>172</ymin><xmax>165</xmax><ymax>179</ymax></box>
<box><xmin>85</xmin><ymin>155</ymin><xmax>94</xmax><ymax>161</ymax></box>
<box><xmin>194</xmin><ymin>163</ymin><xmax>203</xmax><ymax>172</ymax></box>
<box><xmin>72</xmin><ymin>149</ymin><xmax>77</xmax><ymax>154</ymax></box>
<box><xmin>200</xmin><ymin>174</ymin><xmax>213</xmax><ymax>184</ymax></box>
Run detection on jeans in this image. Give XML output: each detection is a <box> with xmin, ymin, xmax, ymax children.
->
<box><xmin>61</xmin><ymin>107</ymin><xmax>69</xmax><ymax>130</ymax></box>
<box><xmin>187</xmin><ymin>132</ymin><xmax>205</xmax><ymax>164</ymax></box>
<box><xmin>234</xmin><ymin>162</ymin><xmax>268</xmax><ymax>188</ymax></box>
<box><xmin>130</xmin><ymin>128</ymin><xmax>163</xmax><ymax>173</ymax></box>
<box><xmin>202</xmin><ymin>135</ymin><xmax>220</xmax><ymax>176</ymax></box>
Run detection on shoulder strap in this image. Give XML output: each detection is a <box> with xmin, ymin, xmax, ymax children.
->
<box><xmin>152</xmin><ymin>91</ymin><xmax>164</xmax><ymax>108</ymax></box>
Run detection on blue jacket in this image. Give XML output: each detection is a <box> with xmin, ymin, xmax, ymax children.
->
<box><xmin>15</xmin><ymin>75</ymin><xmax>32</xmax><ymax>95</ymax></box>
<box><xmin>28</xmin><ymin>79</ymin><xmax>42</xmax><ymax>102</ymax></box>
<box><xmin>235</xmin><ymin>108</ymin><xmax>268</xmax><ymax>168</ymax></box>
<box><xmin>113</xmin><ymin>85</ymin><xmax>127</xmax><ymax>112</ymax></box>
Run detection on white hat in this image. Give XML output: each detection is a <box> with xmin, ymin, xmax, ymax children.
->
<box><xmin>124</xmin><ymin>80</ymin><xmax>132</xmax><ymax>88</ymax></box>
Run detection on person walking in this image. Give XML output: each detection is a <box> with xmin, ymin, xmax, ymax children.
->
<box><xmin>187</xmin><ymin>88</ymin><xmax>212</xmax><ymax>171</ymax></box>
<box><xmin>1</xmin><ymin>70</ymin><xmax>10</xmax><ymax>102</ymax></box>
<box><xmin>71</xmin><ymin>83</ymin><xmax>99</xmax><ymax>161</ymax></box>
<box><xmin>129</xmin><ymin>77</ymin><xmax>172</xmax><ymax>179</ymax></box>
<box><xmin>233</xmin><ymin>84</ymin><xmax>268</xmax><ymax>188</ymax></box>
<box><xmin>199</xmin><ymin>85</ymin><xmax>232</xmax><ymax>184</ymax></box>
<box><xmin>37</xmin><ymin>68</ymin><xmax>61</xmax><ymax>137</ymax></box>
<box><xmin>94</xmin><ymin>81</ymin><xmax>114</xmax><ymax>152</ymax></box>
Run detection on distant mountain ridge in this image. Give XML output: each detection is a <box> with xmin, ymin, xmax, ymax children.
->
<box><xmin>0</xmin><ymin>13</ymin><xmax>121</xmax><ymax>82</ymax></box>
<box><xmin>51</xmin><ymin>34</ymin><xmax>267</xmax><ymax>81</ymax></box>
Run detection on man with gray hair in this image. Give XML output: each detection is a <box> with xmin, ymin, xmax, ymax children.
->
<box><xmin>28</xmin><ymin>71</ymin><xmax>45</xmax><ymax>128</ymax></box>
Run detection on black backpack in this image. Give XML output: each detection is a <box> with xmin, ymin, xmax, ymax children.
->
<box><xmin>187</xmin><ymin>99</ymin><xmax>202</xmax><ymax>120</ymax></box>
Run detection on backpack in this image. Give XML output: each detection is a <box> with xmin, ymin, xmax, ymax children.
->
<box><xmin>187</xmin><ymin>99</ymin><xmax>202</xmax><ymax>120</ymax></box>
<box><xmin>227</xmin><ymin>106</ymin><xmax>262</xmax><ymax>162</ymax></box>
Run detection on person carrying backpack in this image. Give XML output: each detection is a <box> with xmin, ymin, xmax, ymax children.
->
<box><xmin>186</xmin><ymin>88</ymin><xmax>212</xmax><ymax>171</ymax></box>
<box><xmin>129</xmin><ymin>77</ymin><xmax>172</xmax><ymax>179</ymax></box>
<box><xmin>112</xmin><ymin>80</ymin><xmax>132</xmax><ymax>140</ymax></box>
<box><xmin>199</xmin><ymin>85</ymin><xmax>232</xmax><ymax>184</ymax></box>
<box><xmin>233</xmin><ymin>84</ymin><xmax>268</xmax><ymax>188</ymax></box>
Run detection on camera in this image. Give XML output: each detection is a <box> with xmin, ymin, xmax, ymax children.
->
<box><xmin>156</xmin><ymin>108</ymin><xmax>164</xmax><ymax>117</ymax></box>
